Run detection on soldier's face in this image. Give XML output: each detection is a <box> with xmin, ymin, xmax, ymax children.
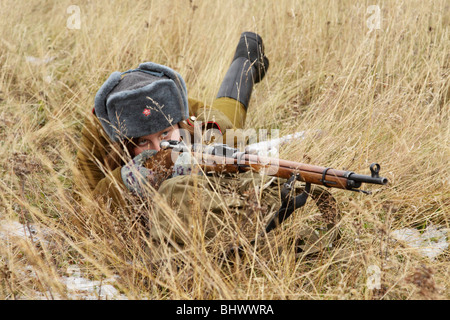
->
<box><xmin>132</xmin><ymin>124</ymin><xmax>180</xmax><ymax>156</ymax></box>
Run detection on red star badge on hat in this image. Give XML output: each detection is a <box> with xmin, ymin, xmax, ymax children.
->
<box><xmin>142</xmin><ymin>108</ymin><xmax>151</xmax><ymax>117</ymax></box>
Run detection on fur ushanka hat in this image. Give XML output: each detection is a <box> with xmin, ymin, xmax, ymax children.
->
<box><xmin>94</xmin><ymin>62</ymin><xmax>189</xmax><ymax>142</ymax></box>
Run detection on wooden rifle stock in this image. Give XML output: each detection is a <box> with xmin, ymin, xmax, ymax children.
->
<box><xmin>157</xmin><ymin>141</ymin><xmax>388</xmax><ymax>193</ymax></box>
<box><xmin>192</xmin><ymin>152</ymin><xmax>388</xmax><ymax>192</ymax></box>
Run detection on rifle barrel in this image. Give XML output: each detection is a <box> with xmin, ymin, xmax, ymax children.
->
<box><xmin>347</xmin><ymin>173</ymin><xmax>388</xmax><ymax>186</ymax></box>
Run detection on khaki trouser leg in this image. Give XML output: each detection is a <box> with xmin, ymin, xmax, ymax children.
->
<box><xmin>211</xmin><ymin>97</ymin><xmax>247</xmax><ymax>129</ymax></box>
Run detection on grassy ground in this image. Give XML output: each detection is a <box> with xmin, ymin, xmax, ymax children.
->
<box><xmin>0</xmin><ymin>0</ymin><xmax>448</xmax><ymax>300</ymax></box>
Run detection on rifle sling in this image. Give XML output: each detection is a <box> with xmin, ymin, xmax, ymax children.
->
<box><xmin>264</xmin><ymin>182</ymin><xmax>311</xmax><ymax>234</ymax></box>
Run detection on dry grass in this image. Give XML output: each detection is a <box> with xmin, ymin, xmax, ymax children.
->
<box><xmin>0</xmin><ymin>0</ymin><xmax>448</xmax><ymax>300</ymax></box>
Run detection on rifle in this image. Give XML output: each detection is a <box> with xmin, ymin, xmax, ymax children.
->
<box><xmin>158</xmin><ymin>140</ymin><xmax>388</xmax><ymax>235</ymax></box>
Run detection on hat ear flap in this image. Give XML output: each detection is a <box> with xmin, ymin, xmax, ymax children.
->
<box><xmin>94</xmin><ymin>71</ymin><xmax>122</xmax><ymax>140</ymax></box>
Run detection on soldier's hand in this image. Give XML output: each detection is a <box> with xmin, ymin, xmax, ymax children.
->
<box><xmin>121</xmin><ymin>149</ymin><xmax>172</xmax><ymax>197</ymax></box>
